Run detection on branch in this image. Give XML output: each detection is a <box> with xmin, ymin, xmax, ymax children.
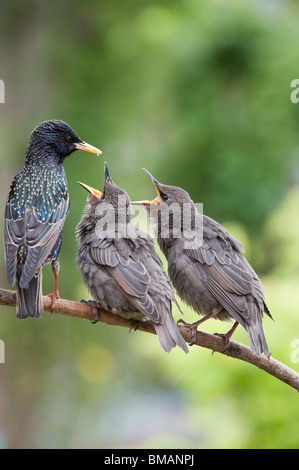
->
<box><xmin>1</xmin><ymin>288</ymin><xmax>299</xmax><ymax>392</ymax></box>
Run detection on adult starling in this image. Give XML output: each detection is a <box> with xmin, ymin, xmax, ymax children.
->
<box><xmin>4</xmin><ymin>119</ymin><xmax>102</xmax><ymax>319</ymax></box>
<box><xmin>76</xmin><ymin>162</ymin><xmax>188</xmax><ymax>354</ymax></box>
<box><xmin>132</xmin><ymin>170</ymin><xmax>273</xmax><ymax>358</ymax></box>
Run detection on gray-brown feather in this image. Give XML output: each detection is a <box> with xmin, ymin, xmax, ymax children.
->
<box><xmin>153</xmin><ymin>183</ymin><xmax>272</xmax><ymax>358</ymax></box>
<box><xmin>76</xmin><ymin>186</ymin><xmax>188</xmax><ymax>354</ymax></box>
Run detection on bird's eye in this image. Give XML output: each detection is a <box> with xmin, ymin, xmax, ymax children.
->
<box><xmin>162</xmin><ymin>194</ymin><xmax>169</xmax><ymax>201</ymax></box>
<box><xmin>67</xmin><ymin>135</ymin><xmax>72</xmax><ymax>143</ymax></box>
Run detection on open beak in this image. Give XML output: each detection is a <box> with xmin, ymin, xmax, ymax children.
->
<box><xmin>74</xmin><ymin>141</ymin><xmax>102</xmax><ymax>156</ymax></box>
<box><xmin>131</xmin><ymin>168</ymin><xmax>162</xmax><ymax>206</ymax></box>
<box><xmin>131</xmin><ymin>195</ymin><xmax>161</xmax><ymax>206</ymax></box>
<box><xmin>77</xmin><ymin>181</ymin><xmax>102</xmax><ymax>198</ymax></box>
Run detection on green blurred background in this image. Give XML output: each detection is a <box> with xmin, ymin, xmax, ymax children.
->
<box><xmin>0</xmin><ymin>0</ymin><xmax>299</xmax><ymax>449</ymax></box>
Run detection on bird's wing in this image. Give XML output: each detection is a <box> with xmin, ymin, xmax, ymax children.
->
<box><xmin>144</xmin><ymin>240</ymin><xmax>184</xmax><ymax>316</ymax></box>
<box><xmin>90</xmin><ymin>238</ymin><xmax>163</xmax><ymax>323</ymax></box>
<box><xmin>4</xmin><ymin>173</ymin><xmax>69</xmax><ymax>287</ymax></box>
<box><xmin>184</xmin><ymin>217</ymin><xmax>265</xmax><ymax>326</ymax></box>
<box><xmin>20</xmin><ymin>201</ymin><xmax>69</xmax><ymax>287</ymax></box>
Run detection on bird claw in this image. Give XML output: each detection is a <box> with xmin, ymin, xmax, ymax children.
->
<box><xmin>129</xmin><ymin>320</ymin><xmax>142</xmax><ymax>333</ymax></box>
<box><xmin>177</xmin><ymin>318</ymin><xmax>189</xmax><ymax>326</ymax></box>
<box><xmin>212</xmin><ymin>322</ymin><xmax>239</xmax><ymax>354</ymax></box>
<box><xmin>48</xmin><ymin>290</ymin><xmax>60</xmax><ymax>313</ymax></box>
<box><xmin>80</xmin><ymin>298</ymin><xmax>96</xmax><ymax>306</ymax></box>
<box><xmin>177</xmin><ymin>319</ymin><xmax>198</xmax><ymax>346</ymax></box>
<box><xmin>91</xmin><ymin>308</ymin><xmax>100</xmax><ymax>324</ymax></box>
<box><xmin>213</xmin><ymin>332</ymin><xmax>231</xmax><ymax>353</ymax></box>
<box><xmin>80</xmin><ymin>299</ymin><xmax>100</xmax><ymax>324</ymax></box>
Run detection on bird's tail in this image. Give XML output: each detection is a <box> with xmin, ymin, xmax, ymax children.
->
<box><xmin>154</xmin><ymin>314</ymin><xmax>189</xmax><ymax>354</ymax></box>
<box><xmin>16</xmin><ymin>270</ymin><xmax>43</xmax><ymax>319</ymax></box>
<box><xmin>246</xmin><ymin>320</ymin><xmax>270</xmax><ymax>359</ymax></box>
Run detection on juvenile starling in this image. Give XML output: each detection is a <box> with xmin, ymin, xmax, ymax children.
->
<box><xmin>132</xmin><ymin>170</ymin><xmax>273</xmax><ymax>358</ymax></box>
<box><xmin>76</xmin><ymin>162</ymin><xmax>188</xmax><ymax>354</ymax></box>
<box><xmin>4</xmin><ymin>119</ymin><xmax>102</xmax><ymax>319</ymax></box>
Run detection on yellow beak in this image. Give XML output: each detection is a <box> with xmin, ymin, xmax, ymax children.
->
<box><xmin>77</xmin><ymin>181</ymin><xmax>102</xmax><ymax>198</ymax></box>
<box><xmin>131</xmin><ymin>195</ymin><xmax>161</xmax><ymax>206</ymax></box>
<box><xmin>74</xmin><ymin>141</ymin><xmax>102</xmax><ymax>156</ymax></box>
<box><xmin>131</xmin><ymin>169</ymin><xmax>162</xmax><ymax>206</ymax></box>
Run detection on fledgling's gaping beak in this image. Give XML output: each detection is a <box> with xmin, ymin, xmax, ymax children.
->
<box><xmin>77</xmin><ymin>181</ymin><xmax>102</xmax><ymax>198</ymax></box>
<box><xmin>131</xmin><ymin>195</ymin><xmax>161</xmax><ymax>206</ymax></box>
<box><xmin>104</xmin><ymin>161</ymin><xmax>113</xmax><ymax>183</ymax></box>
<box><xmin>131</xmin><ymin>168</ymin><xmax>162</xmax><ymax>206</ymax></box>
<box><xmin>74</xmin><ymin>141</ymin><xmax>102</xmax><ymax>156</ymax></box>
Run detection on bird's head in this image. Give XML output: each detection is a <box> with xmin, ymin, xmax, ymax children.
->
<box><xmin>26</xmin><ymin>119</ymin><xmax>102</xmax><ymax>163</ymax></box>
<box><xmin>131</xmin><ymin>169</ymin><xmax>192</xmax><ymax>210</ymax></box>
<box><xmin>131</xmin><ymin>169</ymin><xmax>195</xmax><ymax>240</ymax></box>
<box><xmin>78</xmin><ymin>162</ymin><xmax>131</xmax><ymax>225</ymax></box>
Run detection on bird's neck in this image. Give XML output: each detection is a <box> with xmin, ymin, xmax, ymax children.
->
<box><xmin>25</xmin><ymin>144</ymin><xmax>64</xmax><ymax>166</ymax></box>
<box><xmin>153</xmin><ymin>204</ymin><xmax>197</xmax><ymax>234</ymax></box>
<box><xmin>76</xmin><ymin>211</ymin><xmax>138</xmax><ymax>248</ymax></box>
<box><xmin>152</xmin><ymin>203</ymin><xmax>199</xmax><ymax>256</ymax></box>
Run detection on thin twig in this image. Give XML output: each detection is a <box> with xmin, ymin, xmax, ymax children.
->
<box><xmin>1</xmin><ymin>287</ymin><xmax>298</xmax><ymax>392</ymax></box>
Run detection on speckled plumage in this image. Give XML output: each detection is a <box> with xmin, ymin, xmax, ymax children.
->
<box><xmin>4</xmin><ymin>120</ymin><xmax>101</xmax><ymax>319</ymax></box>
<box><xmin>76</xmin><ymin>164</ymin><xmax>188</xmax><ymax>354</ymax></box>
<box><xmin>133</xmin><ymin>171</ymin><xmax>273</xmax><ymax>358</ymax></box>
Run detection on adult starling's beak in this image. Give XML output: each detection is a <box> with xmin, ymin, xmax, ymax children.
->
<box><xmin>74</xmin><ymin>141</ymin><xmax>102</xmax><ymax>156</ymax></box>
<box><xmin>104</xmin><ymin>161</ymin><xmax>113</xmax><ymax>183</ymax></box>
<box><xmin>131</xmin><ymin>168</ymin><xmax>162</xmax><ymax>206</ymax></box>
<box><xmin>77</xmin><ymin>181</ymin><xmax>102</xmax><ymax>198</ymax></box>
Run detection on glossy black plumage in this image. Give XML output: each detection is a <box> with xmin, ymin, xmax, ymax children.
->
<box><xmin>4</xmin><ymin>119</ymin><xmax>102</xmax><ymax>319</ymax></box>
<box><xmin>76</xmin><ymin>163</ymin><xmax>188</xmax><ymax>354</ymax></box>
<box><xmin>132</xmin><ymin>170</ymin><xmax>273</xmax><ymax>358</ymax></box>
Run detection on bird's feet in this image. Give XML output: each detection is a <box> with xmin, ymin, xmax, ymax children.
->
<box><xmin>129</xmin><ymin>320</ymin><xmax>143</xmax><ymax>333</ymax></box>
<box><xmin>48</xmin><ymin>289</ymin><xmax>60</xmax><ymax>313</ymax></box>
<box><xmin>177</xmin><ymin>319</ymin><xmax>199</xmax><ymax>346</ymax></box>
<box><xmin>80</xmin><ymin>299</ymin><xmax>101</xmax><ymax>324</ymax></box>
<box><xmin>49</xmin><ymin>262</ymin><xmax>60</xmax><ymax>313</ymax></box>
<box><xmin>213</xmin><ymin>322</ymin><xmax>239</xmax><ymax>353</ymax></box>
<box><xmin>213</xmin><ymin>332</ymin><xmax>231</xmax><ymax>353</ymax></box>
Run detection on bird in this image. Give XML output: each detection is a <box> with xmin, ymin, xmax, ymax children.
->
<box><xmin>76</xmin><ymin>162</ymin><xmax>188</xmax><ymax>354</ymax></box>
<box><xmin>131</xmin><ymin>169</ymin><xmax>273</xmax><ymax>358</ymax></box>
<box><xmin>4</xmin><ymin>119</ymin><xmax>102</xmax><ymax>319</ymax></box>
